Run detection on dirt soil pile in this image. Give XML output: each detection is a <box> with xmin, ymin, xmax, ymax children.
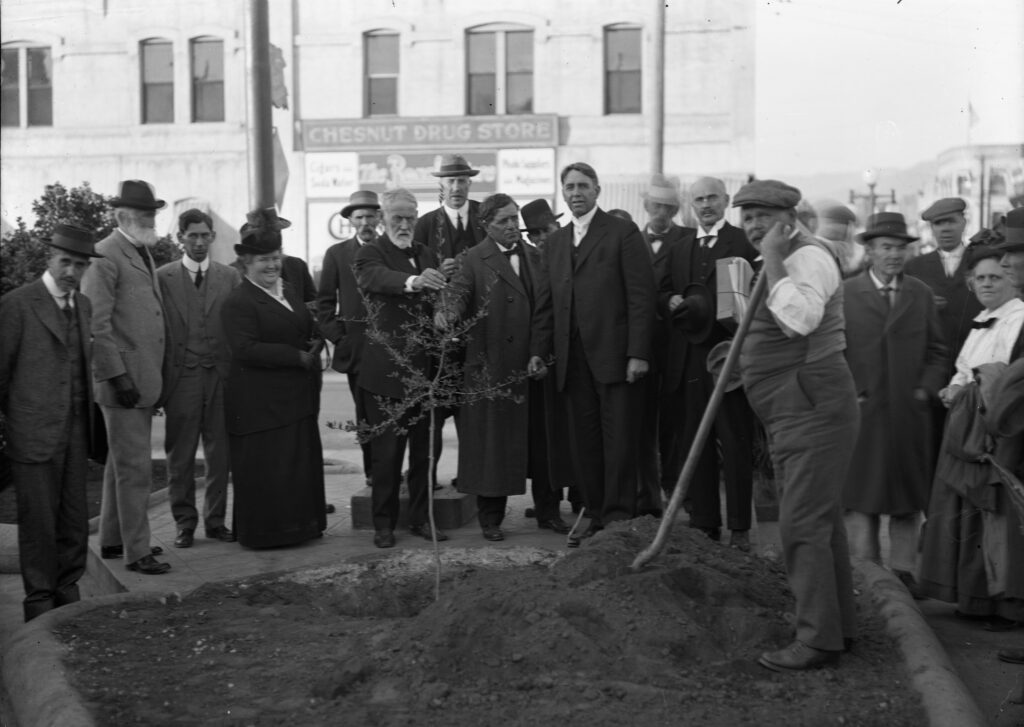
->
<box><xmin>55</xmin><ymin>518</ymin><xmax>926</xmax><ymax>726</ymax></box>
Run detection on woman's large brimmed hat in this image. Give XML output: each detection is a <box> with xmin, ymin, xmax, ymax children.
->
<box><xmin>45</xmin><ymin>223</ymin><xmax>103</xmax><ymax>258</ymax></box>
<box><xmin>431</xmin><ymin>154</ymin><xmax>480</xmax><ymax>178</ymax></box>
<box><xmin>856</xmin><ymin>212</ymin><xmax>919</xmax><ymax>244</ymax></box>
<box><xmin>234</xmin><ymin>207</ymin><xmax>290</xmax><ymax>255</ymax></box>
<box><xmin>109</xmin><ymin>180</ymin><xmax>166</xmax><ymax>210</ymax></box>
<box><xmin>996</xmin><ymin>207</ymin><xmax>1024</xmax><ymax>253</ymax></box>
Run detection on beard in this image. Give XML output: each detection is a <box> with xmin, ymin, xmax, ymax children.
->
<box><xmin>125</xmin><ymin>218</ymin><xmax>159</xmax><ymax>247</ymax></box>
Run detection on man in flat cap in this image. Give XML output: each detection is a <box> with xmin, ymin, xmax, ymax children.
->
<box><xmin>317</xmin><ymin>190</ymin><xmax>382</xmax><ymax>486</ymax></box>
<box><xmin>658</xmin><ymin>176</ymin><xmax>758</xmax><ymax>547</ymax></box>
<box><xmin>1</xmin><ymin>224</ymin><xmax>101</xmax><ymax>620</ymax></box>
<box><xmin>82</xmin><ymin>180</ymin><xmax>171</xmax><ymax>575</ymax></box>
<box><xmin>816</xmin><ymin>203</ymin><xmax>863</xmax><ymax>277</ymax></box>
<box><xmin>734</xmin><ymin>179</ymin><xmax>858</xmax><ymax>672</ymax></box>
<box><xmin>545</xmin><ymin>162</ymin><xmax>655</xmax><ymax>541</ymax></box>
<box><xmin>841</xmin><ymin>213</ymin><xmax>948</xmax><ymax>595</ymax></box>
<box><xmin>355</xmin><ymin>188</ymin><xmax>450</xmax><ymax>548</ymax></box>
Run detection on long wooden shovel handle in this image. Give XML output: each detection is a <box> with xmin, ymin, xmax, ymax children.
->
<box><xmin>631</xmin><ymin>270</ymin><xmax>769</xmax><ymax>571</ymax></box>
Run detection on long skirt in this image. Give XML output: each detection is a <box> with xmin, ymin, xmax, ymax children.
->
<box><xmin>229</xmin><ymin>416</ymin><xmax>326</xmax><ymax>548</ymax></box>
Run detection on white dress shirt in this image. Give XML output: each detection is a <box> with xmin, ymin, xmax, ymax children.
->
<box><xmin>181</xmin><ymin>254</ymin><xmax>210</xmax><ymax>284</ymax></box>
<box><xmin>443</xmin><ymin>204</ymin><xmax>468</xmax><ymax>231</ymax></box>
<box><xmin>868</xmin><ymin>268</ymin><xmax>900</xmax><ymax>305</ymax></box>
<box><xmin>766</xmin><ymin>236</ymin><xmax>841</xmax><ymax>338</ymax></box>
<box><xmin>949</xmin><ymin>297</ymin><xmax>1024</xmax><ymax>387</ymax></box>
<box><xmin>938</xmin><ymin>244</ymin><xmax>965</xmax><ymax>277</ymax></box>
<box><xmin>696</xmin><ymin>218</ymin><xmax>727</xmax><ymax>249</ymax></box>
<box><xmin>571</xmin><ymin>205</ymin><xmax>599</xmax><ymax>247</ymax></box>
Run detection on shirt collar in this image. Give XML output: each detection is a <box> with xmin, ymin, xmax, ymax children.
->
<box><xmin>698</xmin><ymin>218</ymin><xmax>726</xmax><ymax>238</ymax></box>
<box><xmin>42</xmin><ymin>270</ymin><xmax>72</xmax><ymax>305</ymax></box>
<box><xmin>182</xmin><ymin>255</ymin><xmax>210</xmax><ymax>274</ymax></box>
<box><xmin>868</xmin><ymin>268</ymin><xmax>899</xmax><ymax>291</ymax></box>
<box><xmin>938</xmin><ymin>244</ymin><xmax>964</xmax><ymax>259</ymax></box>
<box><xmin>246</xmin><ymin>276</ymin><xmax>284</xmax><ymax>299</ymax></box>
<box><xmin>572</xmin><ymin>205</ymin><xmax>599</xmax><ymax>230</ymax></box>
<box><xmin>975</xmin><ymin>296</ymin><xmax>1024</xmax><ymax>321</ymax></box>
<box><xmin>444</xmin><ymin>204</ymin><xmax>468</xmax><ymax>228</ymax></box>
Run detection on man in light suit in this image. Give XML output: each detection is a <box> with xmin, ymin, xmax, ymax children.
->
<box><xmin>659</xmin><ymin>176</ymin><xmax>759</xmax><ymax>549</ymax></box>
<box><xmin>316</xmin><ymin>190</ymin><xmax>381</xmax><ymax>484</ymax></box>
<box><xmin>545</xmin><ymin>162</ymin><xmax>655</xmax><ymax>540</ymax></box>
<box><xmin>0</xmin><ymin>224</ymin><xmax>100</xmax><ymax>620</ymax></box>
<box><xmin>81</xmin><ymin>180</ymin><xmax>171</xmax><ymax>575</ymax></box>
<box><xmin>157</xmin><ymin>208</ymin><xmax>240</xmax><ymax>549</ymax></box>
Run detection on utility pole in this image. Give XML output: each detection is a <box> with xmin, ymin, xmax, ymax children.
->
<box><xmin>649</xmin><ymin>0</ymin><xmax>666</xmax><ymax>175</ymax></box>
<box><xmin>247</xmin><ymin>0</ymin><xmax>275</xmax><ymax>209</ymax></box>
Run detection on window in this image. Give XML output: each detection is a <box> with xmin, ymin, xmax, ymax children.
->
<box><xmin>364</xmin><ymin>31</ymin><xmax>398</xmax><ymax>116</ymax></box>
<box><xmin>1</xmin><ymin>45</ymin><xmax>52</xmax><ymax>127</ymax></box>
<box><xmin>141</xmin><ymin>39</ymin><xmax>173</xmax><ymax>123</ymax></box>
<box><xmin>604</xmin><ymin>25</ymin><xmax>641</xmax><ymax>114</ymax></box>
<box><xmin>191</xmin><ymin>37</ymin><xmax>224</xmax><ymax>122</ymax></box>
<box><xmin>466</xmin><ymin>25</ymin><xmax>533</xmax><ymax>116</ymax></box>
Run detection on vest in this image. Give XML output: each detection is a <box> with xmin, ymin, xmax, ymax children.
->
<box><xmin>66</xmin><ymin>304</ymin><xmax>87</xmax><ymax>405</ymax></box>
<box><xmin>183</xmin><ymin>275</ymin><xmax>216</xmax><ymax>368</ymax></box>
<box><xmin>740</xmin><ymin>234</ymin><xmax>845</xmax><ymax>383</ymax></box>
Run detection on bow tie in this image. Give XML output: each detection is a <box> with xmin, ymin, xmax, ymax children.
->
<box><xmin>395</xmin><ymin>244</ymin><xmax>417</xmax><ymax>259</ymax></box>
<box><xmin>647</xmin><ymin>230</ymin><xmax>667</xmax><ymax>241</ymax></box>
<box><xmin>971</xmin><ymin>318</ymin><xmax>997</xmax><ymax>330</ymax></box>
<box><xmin>498</xmin><ymin>244</ymin><xmax>519</xmax><ymax>258</ymax></box>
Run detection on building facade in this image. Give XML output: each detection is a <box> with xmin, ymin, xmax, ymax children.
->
<box><xmin>2</xmin><ymin>0</ymin><xmax>756</xmax><ymax>271</ymax></box>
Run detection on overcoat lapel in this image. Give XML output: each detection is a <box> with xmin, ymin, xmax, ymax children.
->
<box><xmin>885</xmin><ymin>276</ymin><xmax>914</xmax><ymax>332</ymax></box>
<box><xmin>852</xmin><ymin>271</ymin><xmax>889</xmax><ymax>321</ymax></box>
<box><xmin>480</xmin><ymin>240</ymin><xmax>526</xmax><ymax>298</ymax></box>
<box><xmin>30</xmin><ymin>282</ymin><xmax>68</xmax><ymax>345</ymax></box>
<box><xmin>573</xmin><ymin>212</ymin><xmax>608</xmax><ymax>271</ymax></box>
<box><xmin>163</xmin><ymin>265</ymin><xmax>189</xmax><ymax>324</ymax></box>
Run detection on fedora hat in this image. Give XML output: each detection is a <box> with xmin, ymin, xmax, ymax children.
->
<box><xmin>431</xmin><ymin>154</ymin><xmax>480</xmax><ymax>178</ymax></box>
<box><xmin>45</xmin><ymin>223</ymin><xmax>103</xmax><ymax>258</ymax></box>
<box><xmin>341</xmin><ymin>190</ymin><xmax>381</xmax><ymax>219</ymax></box>
<box><xmin>109</xmin><ymin>180</ymin><xmax>166</xmax><ymax>210</ymax></box>
<box><xmin>643</xmin><ymin>174</ymin><xmax>680</xmax><ymax>207</ymax></box>
<box><xmin>857</xmin><ymin>212</ymin><xmax>919</xmax><ymax>244</ymax></box>
<box><xmin>672</xmin><ymin>282</ymin><xmax>715</xmax><ymax>343</ymax></box>
<box><xmin>995</xmin><ymin>207</ymin><xmax>1024</xmax><ymax>253</ymax></box>
<box><xmin>520</xmin><ymin>198</ymin><xmax>562</xmax><ymax>232</ymax></box>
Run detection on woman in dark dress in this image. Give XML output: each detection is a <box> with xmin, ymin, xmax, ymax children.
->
<box><xmin>221</xmin><ymin>209</ymin><xmax>326</xmax><ymax>548</ymax></box>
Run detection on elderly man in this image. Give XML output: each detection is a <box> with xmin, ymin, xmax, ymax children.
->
<box><xmin>157</xmin><ymin>208</ymin><xmax>240</xmax><ymax>549</ymax></box>
<box><xmin>438</xmin><ymin>193</ymin><xmax>553</xmax><ymax>541</ymax></box>
<box><xmin>659</xmin><ymin>176</ymin><xmax>758</xmax><ymax>548</ymax></box>
<box><xmin>841</xmin><ymin>213</ymin><xmax>948</xmax><ymax>593</ymax></box>
<box><xmin>0</xmin><ymin>224</ymin><xmax>101</xmax><ymax>620</ymax></box>
<box><xmin>735</xmin><ymin>180</ymin><xmax>859</xmax><ymax>672</ymax></box>
<box><xmin>355</xmin><ymin>188</ymin><xmax>450</xmax><ymax>548</ymax></box>
<box><xmin>545</xmin><ymin>162</ymin><xmax>655</xmax><ymax>540</ymax></box>
<box><xmin>81</xmin><ymin>180</ymin><xmax>170</xmax><ymax>575</ymax></box>
<box><xmin>317</xmin><ymin>190</ymin><xmax>381</xmax><ymax>485</ymax></box>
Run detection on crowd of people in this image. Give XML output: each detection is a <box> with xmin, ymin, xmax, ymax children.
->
<box><xmin>2</xmin><ymin>159</ymin><xmax>1022</xmax><ymax>674</ymax></box>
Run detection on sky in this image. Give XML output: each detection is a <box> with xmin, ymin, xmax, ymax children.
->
<box><xmin>753</xmin><ymin>0</ymin><xmax>1024</xmax><ymax>177</ymax></box>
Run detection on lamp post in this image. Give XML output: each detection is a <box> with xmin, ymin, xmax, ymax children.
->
<box><xmin>849</xmin><ymin>168</ymin><xmax>896</xmax><ymax>218</ymax></box>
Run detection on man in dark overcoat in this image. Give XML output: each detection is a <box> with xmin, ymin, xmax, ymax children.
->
<box><xmin>544</xmin><ymin>162</ymin><xmax>655</xmax><ymax>539</ymax></box>
<box><xmin>355</xmin><ymin>188</ymin><xmax>450</xmax><ymax>548</ymax></box>
<box><xmin>0</xmin><ymin>225</ymin><xmax>100</xmax><ymax>620</ymax></box>
<box><xmin>317</xmin><ymin>190</ymin><xmax>381</xmax><ymax>484</ymax></box>
<box><xmin>659</xmin><ymin>176</ymin><xmax>759</xmax><ymax>549</ymax></box>
<box><xmin>438</xmin><ymin>193</ymin><xmax>553</xmax><ymax>541</ymax></box>
<box><xmin>841</xmin><ymin>212</ymin><xmax>948</xmax><ymax>592</ymax></box>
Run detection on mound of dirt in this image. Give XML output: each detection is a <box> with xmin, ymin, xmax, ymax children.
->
<box><xmin>55</xmin><ymin>518</ymin><xmax>925</xmax><ymax>726</ymax></box>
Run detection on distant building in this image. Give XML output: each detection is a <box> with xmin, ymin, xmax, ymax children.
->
<box><xmin>1</xmin><ymin>0</ymin><xmax>755</xmax><ymax>271</ymax></box>
<box><xmin>927</xmin><ymin>143</ymin><xmax>1024</xmax><ymax>240</ymax></box>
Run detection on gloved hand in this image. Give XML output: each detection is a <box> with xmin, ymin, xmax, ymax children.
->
<box><xmin>111</xmin><ymin>373</ymin><xmax>141</xmax><ymax>408</ymax></box>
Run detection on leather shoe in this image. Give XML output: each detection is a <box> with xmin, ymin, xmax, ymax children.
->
<box><xmin>205</xmin><ymin>526</ymin><xmax>236</xmax><ymax>542</ymax></box>
<box><xmin>101</xmin><ymin>544</ymin><xmax>163</xmax><ymax>559</ymax></box>
<box><xmin>482</xmin><ymin>525</ymin><xmax>504</xmax><ymax>542</ymax></box>
<box><xmin>728</xmin><ymin>530</ymin><xmax>751</xmax><ymax>552</ymax></box>
<box><xmin>758</xmin><ymin>641</ymin><xmax>839</xmax><ymax>672</ymax></box>
<box><xmin>325</xmin><ymin>502</ymin><xmax>336</xmax><ymax>514</ymax></box>
<box><xmin>173</xmin><ymin>529</ymin><xmax>194</xmax><ymax>548</ymax></box>
<box><xmin>409</xmin><ymin>522</ymin><xmax>449</xmax><ymax>542</ymax></box>
<box><xmin>538</xmin><ymin>517</ymin><xmax>571</xmax><ymax>534</ymax></box>
<box><xmin>997</xmin><ymin>648</ymin><xmax>1024</xmax><ymax>664</ymax></box>
<box><xmin>373</xmin><ymin>530</ymin><xmax>396</xmax><ymax>548</ymax></box>
<box><xmin>125</xmin><ymin>554</ymin><xmax>171</xmax><ymax>575</ymax></box>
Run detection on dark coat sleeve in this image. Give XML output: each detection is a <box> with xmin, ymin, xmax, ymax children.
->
<box><xmin>316</xmin><ymin>244</ymin><xmax>345</xmax><ymax>343</ymax></box>
<box><xmin>620</xmin><ymin>221</ymin><xmax>656</xmax><ymax>361</ymax></box>
<box><xmin>918</xmin><ymin>287</ymin><xmax>950</xmax><ymax>396</ymax></box>
<box><xmin>527</xmin><ymin>247</ymin><xmax>553</xmax><ymax>361</ymax></box>
<box><xmin>221</xmin><ymin>287</ymin><xmax>306</xmax><ymax>369</ymax></box>
<box><xmin>355</xmin><ymin>242</ymin><xmax>415</xmax><ymax>295</ymax></box>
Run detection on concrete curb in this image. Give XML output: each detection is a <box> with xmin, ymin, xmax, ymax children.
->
<box><xmin>854</xmin><ymin>560</ymin><xmax>987</xmax><ymax>727</ymax></box>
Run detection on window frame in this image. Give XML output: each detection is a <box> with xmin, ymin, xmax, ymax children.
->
<box><xmin>140</xmin><ymin>37</ymin><xmax>175</xmax><ymax>124</ymax></box>
<box><xmin>190</xmin><ymin>36</ymin><xmax>224</xmax><ymax>123</ymax></box>
<box><xmin>1</xmin><ymin>44</ymin><xmax>52</xmax><ymax>128</ymax></box>
<box><xmin>363</xmin><ymin>30</ymin><xmax>399</xmax><ymax>117</ymax></box>
<box><xmin>465</xmin><ymin>23</ymin><xmax>534</xmax><ymax>117</ymax></box>
<box><xmin>604</xmin><ymin>24</ymin><xmax>642</xmax><ymax>115</ymax></box>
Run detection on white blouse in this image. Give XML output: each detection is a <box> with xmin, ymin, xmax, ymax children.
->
<box><xmin>949</xmin><ymin>297</ymin><xmax>1024</xmax><ymax>387</ymax></box>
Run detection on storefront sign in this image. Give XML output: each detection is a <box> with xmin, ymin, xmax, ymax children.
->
<box><xmin>304</xmin><ymin>152</ymin><xmax>358</xmax><ymax>199</ymax></box>
<box><xmin>357</xmin><ymin>152</ymin><xmax>497</xmax><ymax>193</ymax></box>
<box><xmin>301</xmin><ymin>115</ymin><xmax>558</xmax><ymax>151</ymax></box>
<box><xmin>497</xmin><ymin>148</ymin><xmax>555</xmax><ymax>197</ymax></box>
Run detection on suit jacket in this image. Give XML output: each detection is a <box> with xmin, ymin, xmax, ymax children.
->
<box><xmin>442</xmin><ymin>237</ymin><xmax>554</xmax><ymax>496</ymax></box>
<box><xmin>316</xmin><ymin>236</ymin><xmax>366</xmax><ymax>374</ymax></box>
<box><xmin>156</xmin><ymin>259</ymin><xmax>240</xmax><ymax>401</ymax></box>
<box><xmin>81</xmin><ymin>229</ymin><xmax>165</xmax><ymax>408</ymax></box>
<box><xmin>281</xmin><ymin>255</ymin><xmax>317</xmax><ymax>304</ymax></box>
<box><xmin>905</xmin><ymin>248</ymin><xmax>983</xmax><ymax>381</ymax></box>
<box><xmin>412</xmin><ymin>201</ymin><xmax>486</xmax><ymax>260</ymax></box>
<box><xmin>221</xmin><ymin>278</ymin><xmax>318</xmax><ymax>436</ymax></box>
<box><xmin>643</xmin><ymin>223</ymin><xmax>687</xmax><ymax>373</ymax></box>
<box><xmin>354</xmin><ymin>235</ymin><xmax>441</xmax><ymax>400</ymax></box>
<box><xmin>545</xmin><ymin>208</ymin><xmax>655</xmax><ymax>390</ymax></box>
<box><xmin>657</xmin><ymin>222</ymin><xmax>758</xmax><ymax>392</ymax></box>
<box><xmin>842</xmin><ymin>271</ymin><xmax>949</xmax><ymax>513</ymax></box>
<box><xmin>0</xmin><ymin>280</ymin><xmax>94</xmax><ymax>462</ymax></box>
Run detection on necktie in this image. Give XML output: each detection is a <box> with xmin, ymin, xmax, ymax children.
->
<box><xmin>700</xmin><ymin>236</ymin><xmax>713</xmax><ymax>248</ymax></box>
<box><xmin>194</xmin><ymin>267</ymin><xmax>204</xmax><ymax>289</ymax></box>
<box><xmin>137</xmin><ymin>246</ymin><xmax>153</xmax><ymax>276</ymax></box>
<box><xmin>61</xmin><ymin>294</ymin><xmax>74</xmax><ymax>323</ymax></box>
<box><xmin>880</xmin><ymin>286</ymin><xmax>893</xmax><ymax>309</ymax></box>
<box><xmin>971</xmin><ymin>318</ymin><xmax>997</xmax><ymax>330</ymax></box>
<box><xmin>456</xmin><ymin>214</ymin><xmax>464</xmax><ymax>236</ymax></box>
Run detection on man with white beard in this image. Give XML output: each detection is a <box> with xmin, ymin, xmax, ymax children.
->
<box><xmin>82</xmin><ymin>180</ymin><xmax>171</xmax><ymax>574</ymax></box>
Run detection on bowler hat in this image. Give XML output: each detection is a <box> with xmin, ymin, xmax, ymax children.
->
<box><xmin>995</xmin><ymin>207</ymin><xmax>1024</xmax><ymax>252</ymax></box>
<box><xmin>109</xmin><ymin>180</ymin><xmax>166</xmax><ymax>210</ymax></box>
<box><xmin>856</xmin><ymin>212</ymin><xmax>919</xmax><ymax>244</ymax></box>
<box><xmin>45</xmin><ymin>223</ymin><xmax>103</xmax><ymax>258</ymax></box>
<box><xmin>431</xmin><ymin>154</ymin><xmax>480</xmax><ymax>178</ymax></box>
<box><xmin>732</xmin><ymin>180</ymin><xmax>802</xmax><ymax>210</ymax></box>
<box><xmin>672</xmin><ymin>282</ymin><xmax>715</xmax><ymax>343</ymax></box>
<box><xmin>520</xmin><ymin>199</ymin><xmax>562</xmax><ymax>232</ymax></box>
<box><xmin>921</xmin><ymin>197</ymin><xmax>966</xmax><ymax>222</ymax></box>
<box><xmin>341</xmin><ymin>190</ymin><xmax>380</xmax><ymax>219</ymax></box>
<box><xmin>643</xmin><ymin>174</ymin><xmax>681</xmax><ymax>207</ymax></box>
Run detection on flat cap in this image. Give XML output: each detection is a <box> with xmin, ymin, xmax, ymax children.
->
<box><xmin>732</xmin><ymin>179</ymin><xmax>801</xmax><ymax>209</ymax></box>
<box><xmin>995</xmin><ymin>207</ymin><xmax>1024</xmax><ymax>252</ymax></box>
<box><xmin>921</xmin><ymin>197</ymin><xmax>966</xmax><ymax>222</ymax></box>
<box><xmin>818</xmin><ymin>202</ymin><xmax>857</xmax><ymax>225</ymax></box>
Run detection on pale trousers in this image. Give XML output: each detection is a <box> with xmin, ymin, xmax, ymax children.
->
<box><xmin>844</xmin><ymin>510</ymin><xmax>920</xmax><ymax>573</ymax></box>
<box><xmin>99</xmin><ymin>406</ymin><xmax>155</xmax><ymax>564</ymax></box>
